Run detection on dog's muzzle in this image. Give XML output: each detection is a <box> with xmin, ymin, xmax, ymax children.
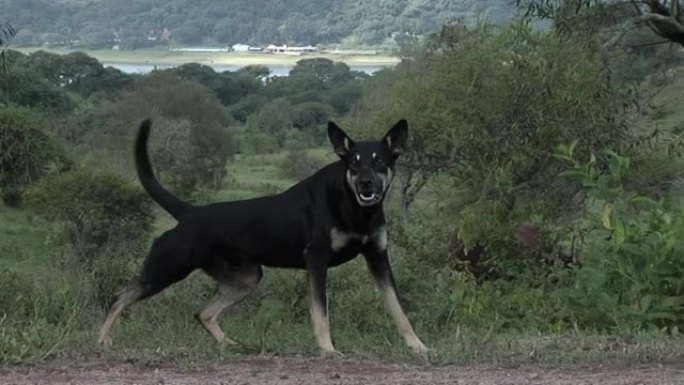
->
<box><xmin>356</xmin><ymin>180</ymin><xmax>383</xmax><ymax>206</ymax></box>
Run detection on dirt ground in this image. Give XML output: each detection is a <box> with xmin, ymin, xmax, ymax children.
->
<box><xmin>2</xmin><ymin>358</ymin><xmax>684</xmax><ymax>385</ymax></box>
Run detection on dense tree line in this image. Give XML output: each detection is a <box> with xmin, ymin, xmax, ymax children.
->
<box><xmin>1</xmin><ymin>0</ymin><xmax>515</xmax><ymax>48</ymax></box>
<box><xmin>0</xmin><ymin>49</ymin><xmax>366</xmax><ymax>201</ymax></box>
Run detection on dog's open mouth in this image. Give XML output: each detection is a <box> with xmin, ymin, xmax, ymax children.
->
<box><xmin>358</xmin><ymin>192</ymin><xmax>380</xmax><ymax>204</ymax></box>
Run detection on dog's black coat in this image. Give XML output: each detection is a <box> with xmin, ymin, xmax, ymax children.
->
<box><xmin>99</xmin><ymin>118</ymin><xmax>426</xmax><ymax>355</ymax></box>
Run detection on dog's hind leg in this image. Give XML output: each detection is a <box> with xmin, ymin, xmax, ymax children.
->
<box><xmin>98</xmin><ymin>232</ymin><xmax>198</xmax><ymax>346</ymax></box>
<box><xmin>97</xmin><ymin>283</ymin><xmax>144</xmax><ymax>347</ymax></box>
<box><xmin>197</xmin><ymin>257</ymin><xmax>263</xmax><ymax>343</ymax></box>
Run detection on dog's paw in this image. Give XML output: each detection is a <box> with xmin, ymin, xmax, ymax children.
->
<box><xmin>409</xmin><ymin>341</ymin><xmax>429</xmax><ymax>358</ymax></box>
<box><xmin>320</xmin><ymin>348</ymin><xmax>345</xmax><ymax>359</ymax></box>
<box><xmin>97</xmin><ymin>335</ymin><xmax>113</xmax><ymax>347</ymax></box>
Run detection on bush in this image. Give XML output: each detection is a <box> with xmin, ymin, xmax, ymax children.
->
<box><xmin>553</xmin><ymin>145</ymin><xmax>684</xmax><ymax>331</ymax></box>
<box><xmin>279</xmin><ymin>151</ymin><xmax>325</xmax><ymax>181</ymax></box>
<box><xmin>27</xmin><ymin>169</ymin><xmax>153</xmax><ymax>259</ymax></box>
<box><xmin>1</xmin><ymin>184</ymin><xmax>21</xmax><ymax>207</ymax></box>
<box><xmin>88</xmin><ymin>72</ymin><xmax>235</xmax><ymax>196</ymax></box>
<box><xmin>0</xmin><ymin>268</ymin><xmax>90</xmax><ymax>364</ymax></box>
<box><xmin>238</xmin><ymin>129</ymin><xmax>281</xmax><ymax>154</ymax></box>
<box><xmin>360</xmin><ymin>21</ymin><xmax>636</xmax><ymax>280</ymax></box>
<box><xmin>0</xmin><ymin>106</ymin><xmax>69</xmax><ymax>200</ymax></box>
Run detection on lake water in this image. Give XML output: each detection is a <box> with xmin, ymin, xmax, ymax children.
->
<box><xmin>104</xmin><ymin>62</ymin><xmax>391</xmax><ymax>76</ymax></box>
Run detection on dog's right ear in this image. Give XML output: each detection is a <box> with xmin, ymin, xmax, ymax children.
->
<box><xmin>328</xmin><ymin>121</ymin><xmax>354</xmax><ymax>158</ymax></box>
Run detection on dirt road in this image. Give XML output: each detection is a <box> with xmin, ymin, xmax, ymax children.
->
<box><xmin>2</xmin><ymin>358</ymin><xmax>684</xmax><ymax>385</ymax></box>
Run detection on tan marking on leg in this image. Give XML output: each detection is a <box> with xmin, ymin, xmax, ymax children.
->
<box><xmin>379</xmin><ymin>283</ymin><xmax>428</xmax><ymax>355</ymax></box>
<box><xmin>98</xmin><ymin>285</ymin><xmax>142</xmax><ymax>346</ymax></box>
<box><xmin>197</xmin><ymin>283</ymin><xmax>252</xmax><ymax>344</ymax></box>
<box><xmin>308</xmin><ymin>279</ymin><xmax>336</xmax><ymax>354</ymax></box>
<box><xmin>197</xmin><ymin>294</ymin><xmax>228</xmax><ymax>343</ymax></box>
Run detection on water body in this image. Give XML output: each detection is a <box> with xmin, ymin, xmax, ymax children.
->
<box><xmin>104</xmin><ymin>62</ymin><xmax>391</xmax><ymax>76</ymax></box>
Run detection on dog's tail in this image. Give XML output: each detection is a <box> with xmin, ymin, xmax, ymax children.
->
<box><xmin>135</xmin><ymin>119</ymin><xmax>192</xmax><ymax>220</ymax></box>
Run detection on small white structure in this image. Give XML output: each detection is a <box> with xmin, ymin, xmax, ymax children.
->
<box><xmin>232</xmin><ymin>43</ymin><xmax>251</xmax><ymax>52</ymax></box>
<box><xmin>169</xmin><ymin>47</ymin><xmax>231</xmax><ymax>53</ymax></box>
<box><xmin>265</xmin><ymin>44</ymin><xmax>318</xmax><ymax>55</ymax></box>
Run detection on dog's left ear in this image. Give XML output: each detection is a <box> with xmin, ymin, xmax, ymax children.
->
<box><xmin>382</xmin><ymin>119</ymin><xmax>408</xmax><ymax>157</ymax></box>
<box><xmin>328</xmin><ymin>121</ymin><xmax>354</xmax><ymax>158</ymax></box>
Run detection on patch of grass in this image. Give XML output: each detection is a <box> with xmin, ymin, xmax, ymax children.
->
<box><xmin>0</xmin><ymin>205</ymin><xmax>56</xmax><ymax>271</ymax></box>
<box><xmin>6</xmin><ymin>255</ymin><xmax>683</xmax><ymax>368</ymax></box>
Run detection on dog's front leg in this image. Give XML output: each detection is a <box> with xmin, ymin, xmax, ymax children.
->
<box><xmin>306</xmin><ymin>264</ymin><xmax>338</xmax><ymax>356</ymax></box>
<box><xmin>364</xmin><ymin>249</ymin><xmax>429</xmax><ymax>356</ymax></box>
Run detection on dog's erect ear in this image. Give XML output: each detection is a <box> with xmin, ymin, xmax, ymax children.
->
<box><xmin>382</xmin><ymin>119</ymin><xmax>408</xmax><ymax>157</ymax></box>
<box><xmin>328</xmin><ymin>121</ymin><xmax>354</xmax><ymax>158</ymax></box>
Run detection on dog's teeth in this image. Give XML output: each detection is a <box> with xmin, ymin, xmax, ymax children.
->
<box><xmin>360</xmin><ymin>193</ymin><xmax>376</xmax><ymax>202</ymax></box>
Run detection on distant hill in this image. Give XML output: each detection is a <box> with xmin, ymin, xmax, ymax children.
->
<box><xmin>1</xmin><ymin>0</ymin><xmax>518</xmax><ymax>49</ymax></box>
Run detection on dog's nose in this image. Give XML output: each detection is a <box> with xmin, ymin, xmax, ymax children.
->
<box><xmin>359</xmin><ymin>180</ymin><xmax>373</xmax><ymax>190</ymax></box>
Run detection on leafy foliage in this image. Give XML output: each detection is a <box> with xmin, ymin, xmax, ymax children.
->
<box><xmin>27</xmin><ymin>169</ymin><xmax>153</xmax><ymax>257</ymax></box>
<box><xmin>0</xmin><ymin>0</ymin><xmax>518</xmax><ymax>48</ymax></box>
<box><xmin>0</xmin><ymin>24</ymin><xmax>15</xmax><ymax>73</ymax></box>
<box><xmin>0</xmin><ymin>107</ymin><xmax>69</xmax><ymax>201</ymax></box>
<box><xmin>89</xmin><ymin>72</ymin><xmax>235</xmax><ymax>195</ymax></box>
<box><xmin>360</xmin><ymin>21</ymin><xmax>635</xmax><ymax>252</ymax></box>
<box><xmin>0</xmin><ymin>51</ymin><xmax>113</xmax><ymax>112</ymax></box>
<box><xmin>554</xmin><ymin>144</ymin><xmax>684</xmax><ymax>330</ymax></box>
<box><xmin>278</xmin><ymin>150</ymin><xmax>325</xmax><ymax>181</ymax></box>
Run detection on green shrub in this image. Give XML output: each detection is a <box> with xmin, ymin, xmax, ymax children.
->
<box><xmin>1</xmin><ymin>184</ymin><xmax>21</xmax><ymax>207</ymax></box>
<box><xmin>239</xmin><ymin>130</ymin><xmax>281</xmax><ymax>154</ymax></box>
<box><xmin>0</xmin><ymin>106</ymin><xmax>70</xmax><ymax>201</ymax></box>
<box><xmin>82</xmin><ymin>72</ymin><xmax>235</xmax><ymax>196</ymax></box>
<box><xmin>554</xmin><ymin>144</ymin><xmax>684</xmax><ymax>331</ymax></box>
<box><xmin>0</xmin><ymin>268</ymin><xmax>90</xmax><ymax>364</ymax></box>
<box><xmin>359</xmin><ymin>22</ymin><xmax>636</xmax><ymax>280</ymax></box>
<box><xmin>27</xmin><ymin>169</ymin><xmax>153</xmax><ymax>259</ymax></box>
<box><xmin>279</xmin><ymin>151</ymin><xmax>325</xmax><ymax>181</ymax></box>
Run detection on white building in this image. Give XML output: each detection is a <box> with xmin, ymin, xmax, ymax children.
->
<box><xmin>265</xmin><ymin>44</ymin><xmax>318</xmax><ymax>55</ymax></box>
<box><xmin>232</xmin><ymin>43</ymin><xmax>251</xmax><ymax>52</ymax></box>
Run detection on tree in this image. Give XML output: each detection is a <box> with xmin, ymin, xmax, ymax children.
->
<box><xmin>519</xmin><ymin>0</ymin><xmax>684</xmax><ymax>47</ymax></box>
<box><xmin>24</xmin><ymin>51</ymin><xmax>131</xmax><ymax>97</ymax></box>
<box><xmin>289</xmin><ymin>101</ymin><xmax>333</xmax><ymax>129</ymax></box>
<box><xmin>633</xmin><ymin>0</ymin><xmax>684</xmax><ymax>46</ymax></box>
<box><xmin>0</xmin><ymin>24</ymin><xmax>15</xmax><ymax>75</ymax></box>
<box><xmin>289</xmin><ymin>58</ymin><xmax>355</xmax><ymax>90</ymax></box>
<box><xmin>163</xmin><ymin>64</ymin><xmax>264</xmax><ymax>106</ymax></box>
<box><xmin>99</xmin><ymin>72</ymin><xmax>235</xmax><ymax>194</ymax></box>
<box><xmin>0</xmin><ymin>106</ymin><xmax>70</xmax><ymax>204</ymax></box>
<box><xmin>359</xmin><ymin>21</ymin><xmax>634</xmax><ymax>223</ymax></box>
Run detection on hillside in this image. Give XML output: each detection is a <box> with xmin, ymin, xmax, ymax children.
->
<box><xmin>1</xmin><ymin>0</ymin><xmax>517</xmax><ymax>49</ymax></box>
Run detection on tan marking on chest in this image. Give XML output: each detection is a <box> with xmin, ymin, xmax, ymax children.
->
<box><xmin>330</xmin><ymin>227</ymin><xmax>369</xmax><ymax>252</ymax></box>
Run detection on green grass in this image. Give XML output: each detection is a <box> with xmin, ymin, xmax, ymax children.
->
<box><xmin>0</xmin><ymin>205</ymin><xmax>56</xmax><ymax>271</ymax></box>
<box><xmin>3</xmin><ymin>238</ymin><xmax>684</xmax><ymax>367</ymax></box>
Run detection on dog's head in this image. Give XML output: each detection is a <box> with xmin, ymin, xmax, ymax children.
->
<box><xmin>327</xmin><ymin>119</ymin><xmax>407</xmax><ymax>207</ymax></box>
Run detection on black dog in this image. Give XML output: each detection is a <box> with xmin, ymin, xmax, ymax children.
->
<box><xmin>98</xmin><ymin>119</ymin><xmax>428</xmax><ymax>356</ymax></box>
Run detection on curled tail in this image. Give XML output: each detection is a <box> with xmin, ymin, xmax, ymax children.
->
<box><xmin>135</xmin><ymin>119</ymin><xmax>192</xmax><ymax>220</ymax></box>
